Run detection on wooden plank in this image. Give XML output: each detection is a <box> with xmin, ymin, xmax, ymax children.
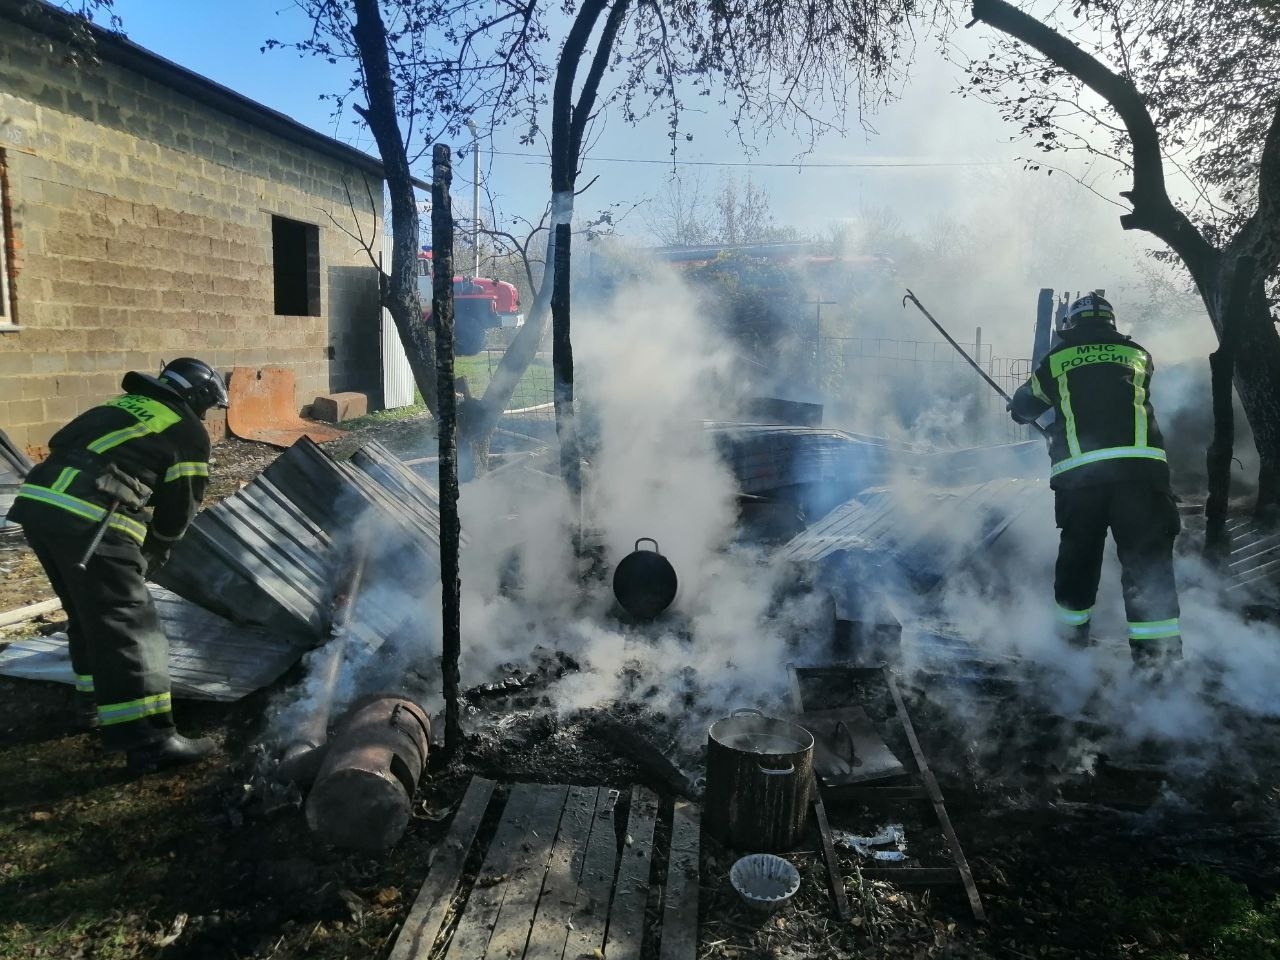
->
<box><xmin>858</xmin><ymin>867</ymin><xmax>963</xmax><ymax>885</ymax></box>
<box><xmin>483</xmin><ymin>784</ymin><xmax>570</xmax><ymax>960</ymax></box>
<box><xmin>0</xmin><ymin>597</ymin><xmax>62</xmax><ymax>628</ymax></box>
<box><xmin>884</xmin><ymin>669</ymin><xmax>986</xmax><ymax>924</ymax></box>
<box><xmin>812</xmin><ymin>783</ymin><xmax>852</xmax><ymax>921</ymax></box>
<box><xmin>444</xmin><ymin>782</ymin><xmax>544</xmax><ymax>960</ymax></box>
<box><xmin>388</xmin><ymin>776</ymin><xmax>496</xmax><ymax>960</ymax></box>
<box><xmin>563</xmin><ymin>788</ymin><xmax>622</xmax><ymax>960</ymax></box>
<box><xmin>831</xmin><ymin>784</ymin><xmax>930</xmax><ymax>801</ymax></box>
<box><xmin>524</xmin><ymin>786</ymin><xmax>599</xmax><ymax>960</ymax></box>
<box><xmin>658</xmin><ymin>801</ymin><xmax>700</xmax><ymax>960</ymax></box>
<box><xmin>604</xmin><ymin>787</ymin><xmax>659</xmax><ymax>960</ymax></box>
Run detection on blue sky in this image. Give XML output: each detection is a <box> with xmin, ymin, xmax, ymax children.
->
<box><xmin>108</xmin><ymin>0</ymin><xmax>1058</xmax><ymax>238</ymax></box>
<box><xmin>103</xmin><ymin>0</ymin><xmax>1193</xmax><ymax>362</ymax></box>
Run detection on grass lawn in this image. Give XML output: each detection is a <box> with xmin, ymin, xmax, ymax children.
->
<box><xmin>454</xmin><ymin>352</ymin><xmax>553</xmax><ymax>405</ymax></box>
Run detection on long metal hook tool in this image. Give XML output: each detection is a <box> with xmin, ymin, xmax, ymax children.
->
<box><xmin>902</xmin><ymin>288</ymin><xmax>1048</xmax><ymax>438</ymax></box>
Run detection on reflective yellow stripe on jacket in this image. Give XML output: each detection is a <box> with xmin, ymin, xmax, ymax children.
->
<box><xmin>87</xmin><ymin>395</ymin><xmax>182</xmax><ymax>454</ymax></box>
<box><xmin>1045</xmin><ymin>344</ymin><xmax>1164</xmax><ymax>478</ymax></box>
<box><xmin>13</xmin><ymin>483</ymin><xmax>149</xmax><ymax>543</ymax></box>
<box><xmin>164</xmin><ymin>461</ymin><xmax>209</xmax><ymax>482</ymax></box>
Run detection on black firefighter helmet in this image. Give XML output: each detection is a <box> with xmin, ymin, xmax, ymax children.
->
<box><xmin>158</xmin><ymin>358</ymin><xmax>230</xmax><ymax>417</ymax></box>
<box><xmin>1061</xmin><ymin>292</ymin><xmax>1116</xmax><ymax>332</ymax></box>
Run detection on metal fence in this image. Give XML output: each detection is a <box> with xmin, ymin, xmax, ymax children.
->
<box><xmin>463</xmin><ymin>336</ymin><xmax>1035</xmax><ymax>446</ymax></box>
<box><xmin>816</xmin><ymin>336</ymin><xmax>1035</xmax><ymax>446</ymax></box>
<box><xmin>463</xmin><ymin>348</ymin><xmax>556</xmax><ymax>420</ymax></box>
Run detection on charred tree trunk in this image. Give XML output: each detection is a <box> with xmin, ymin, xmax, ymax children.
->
<box><xmin>1224</xmin><ymin>289</ymin><xmax>1280</xmax><ymax>522</ymax></box>
<box><xmin>462</xmin><ymin>0</ymin><xmax>630</xmax><ymax>474</ymax></box>
<box><xmin>431</xmin><ymin>145</ymin><xmax>463</xmax><ymax>759</ymax></box>
<box><xmin>351</xmin><ymin>0</ymin><xmax>437</xmax><ymax>414</ymax></box>
<box><xmin>551</xmin><ymin>222</ymin><xmax>580</xmax><ymax>506</ymax></box>
<box><xmin>1204</xmin><ymin>344</ymin><xmax>1235</xmax><ymax>562</ymax></box>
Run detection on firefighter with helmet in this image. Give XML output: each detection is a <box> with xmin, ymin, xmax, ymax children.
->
<box><xmin>10</xmin><ymin>358</ymin><xmax>228</xmax><ymax>772</ymax></box>
<box><xmin>1009</xmin><ymin>293</ymin><xmax>1183</xmax><ymax>668</ymax></box>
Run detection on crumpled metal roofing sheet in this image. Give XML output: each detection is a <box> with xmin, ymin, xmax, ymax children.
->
<box><xmin>1226</xmin><ymin>516</ymin><xmax>1280</xmax><ymax>595</ymax></box>
<box><xmin>705</xmin><ymin>423</ymin><xmax>901</xmax><ymax>496</ymax></box>
<box><xmin>154</xmin><ymin>462</ymin><xmax>333</xmax><ymax>637</ymax></box>
<box><xmin>0</xmin><ymin>586</ymin><xmax>301</xmax><ymax>701</ymax></box>
<box><xmin>1</xmin><ymin>427</ymin><xmax>33</xmax><ymax>537</ymax></box>
<box><xmin>776</xmin><ymin>477</ymin><xmax>1048</xmax><ymax>591</ymax></box>
<box><xmin>155</xmin><ymin>438</ymin><xmax>447</xmax><ymax>647</ymax></box>
<box><xmin>919</xmin><ymin>440</ymin><xmax>1046</xmax><ymax>486</ymax></box>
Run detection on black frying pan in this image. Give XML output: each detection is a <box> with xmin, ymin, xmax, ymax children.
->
<box><xmin>612</xmin><ymin>537</ymin><xmax>678</xmax><ymax>621</ymax></box>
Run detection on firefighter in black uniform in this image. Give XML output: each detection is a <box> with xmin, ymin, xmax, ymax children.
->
<box><xmin>9</xmin><ymin>358</ymin><xmax>228</xmax><ymax>772</ymax></box>
<box><xmin>1009</xmin><ymin>293</ymin><xmax>1183</xmax><ymax>668</ymax></box>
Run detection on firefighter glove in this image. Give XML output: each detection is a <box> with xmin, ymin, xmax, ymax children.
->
<box><xmin>94</xmin><ymin>463</ymin><xmax>153</xmax><ymax>511</ymax></box>
<box><xmin>141</xmin><ymin>535</ymin><xmax>172</xmax><ymax>576</ymax></box>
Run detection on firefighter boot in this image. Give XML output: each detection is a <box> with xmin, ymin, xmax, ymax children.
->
<box><xmin>126</xmin><ymin>733</ymin><xmax>216</xmax><ymax>775</ymax></box>
<box><xmin>1130</xmin><ymin>637</ymin><xmax>1184</xmax><ymax>684</ymax></box>
<box><xmin>1058</xmin><ymin>622</ymin><xmax>1093</xmax><ymax>650</ymax></box>
<box><xmin>74</xmin><ymin>692</ymin><xmax>99</xmax><ymax>731</ymax></box>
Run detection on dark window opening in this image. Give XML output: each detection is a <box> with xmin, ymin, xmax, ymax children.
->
<box><xmin>272</xmin><ymin>215</ymin><xmax>320</xmax><ymax>316</ymax></box>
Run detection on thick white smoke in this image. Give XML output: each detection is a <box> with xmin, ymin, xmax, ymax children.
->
<box><xmin>449</xmin><ymin>269</ymin><xmax>831</xmax><ymax>740</ymax></box>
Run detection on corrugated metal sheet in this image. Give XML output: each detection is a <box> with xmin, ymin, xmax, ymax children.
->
<box><xmin>155</xmin><ymin>462</ymin><xmax>332</xmax><ymax>637</ymax></box>
<box><xmin>350</xmin><ymin>442</ymin><xmax>449</xmax><ymax>546</ymax></box>
<box><xmin>1</xmin><ymin>427</ymin><xmax>33</xmax><ymax>537</ymax></box>
<box><xmin>155</xmin><ymin>438</ymin><xmax>448</xmax><ymax>647</ymax></box>
<box><xmin>706</xmin><ymin>423</ymin><xmax>900</xmax><ymax>496</ymax></box>
<box><xmin>382</xmin><ymin>233</ymin><xmax>417</xmax><ymax>409</ymax></box>
<box><xmin>0</xmin><ymin>586</ymin><xmax>301</xmax><ymax>701</ymax></box>
<box><xmin>1226</xmin><ymin>516</ymin><xmax>1280</xmax><ymax>595</ymax></box>
<box><xmin>777</xmin><ymin>477</ymin><xmax>1047</xmax><ymax>592</ymax></box>
<box><xmin>919</xmin><ymin>440</ymin><xmax>1046</xmax><ymax>486</ymax></box>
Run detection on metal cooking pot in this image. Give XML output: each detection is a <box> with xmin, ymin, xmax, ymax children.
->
<box><xmin>612</xmin><ymin>537</ymin><xmax>678</xmax><ymax>621</ymax></box>
<box><xmin>704</xmin><ymin>709</ymin><xmax>815</xmax><ymax>852</ymax></box>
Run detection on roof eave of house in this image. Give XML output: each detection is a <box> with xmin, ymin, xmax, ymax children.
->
<box><xmin>0</xmin><ymin>0</ymin><xmax>387</xmax><ymax>180</ymax></box>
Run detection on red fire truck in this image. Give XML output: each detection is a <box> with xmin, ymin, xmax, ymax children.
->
<box><xmin>417</xmin><ymin>248</ymin><xmax>523</xmax><ymax>355</ymax></box>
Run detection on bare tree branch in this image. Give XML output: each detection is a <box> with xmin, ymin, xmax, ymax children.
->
<box><xmin>971</xmin><ymin>0</ymin><xmax>1216</xmax><ymax>278</ymax></box>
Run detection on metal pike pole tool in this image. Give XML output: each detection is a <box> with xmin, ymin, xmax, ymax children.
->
<box><xmin>902</xmin><ymin>288</ymin><xmax>1048</xmax><ymax>438</ymax></box>
<box><xmin>76</xmin><ymin>500</ymin><xmax>121</xmax><ymax>571</ymax></box>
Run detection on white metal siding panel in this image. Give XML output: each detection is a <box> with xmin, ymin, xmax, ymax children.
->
<box><xmin>381</xmin><ymin>234</ymin><xmax>416</xmax><ymax>408</ymax></box>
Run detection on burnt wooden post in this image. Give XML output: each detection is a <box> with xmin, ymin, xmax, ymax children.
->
<box><xmin>431</xmin><ymin>144</ymin><xmax>463</xmax><ymax>756</ymax></box>
<box><xmin>1205</xmin><ymin>264</ymin><xmax>1252</xmax><ymax>564</ymax></box>
<box><xmin>551</xmin><ymin>222</ymin><xmax>581</xmax><ymax>514</ymax></box>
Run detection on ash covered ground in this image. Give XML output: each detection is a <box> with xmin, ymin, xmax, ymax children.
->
<box><xmin>3</xmin><ymin>429</ymin><xmax>1280</xmax><ymax>959</ymax></box>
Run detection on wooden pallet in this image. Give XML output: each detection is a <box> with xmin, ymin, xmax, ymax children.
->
<box><xmin>390</xmin><ymin>779</ymin><xmax>700</xmax><ymax>960</ymax></box>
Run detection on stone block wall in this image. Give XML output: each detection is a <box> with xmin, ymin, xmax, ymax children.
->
<box><xmin>0</xmin><ymin>16</ymin><xmax>384</xmax><ymax>454</ymax></box>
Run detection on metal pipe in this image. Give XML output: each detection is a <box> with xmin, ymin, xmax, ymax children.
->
<box><xmin>275</xmin><ymin>535</ymin><xmax>370</xmax><ymax>783</ymax></box>
<box><xmin>466</xmin><ymin>119</ymin><xmax>480</xmax><ymax>278</ymax></box>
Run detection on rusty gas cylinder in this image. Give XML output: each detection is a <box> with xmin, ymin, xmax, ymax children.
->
<box><xmin>305</xmin><ymin>695</ymin><xmax>431</xmax><ymax>854</ymax></box>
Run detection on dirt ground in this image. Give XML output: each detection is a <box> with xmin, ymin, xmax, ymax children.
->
<box><xmin>2</xmin><ymin>427</ymin><xmax>1280</xmax><ymax>959</ymax></box>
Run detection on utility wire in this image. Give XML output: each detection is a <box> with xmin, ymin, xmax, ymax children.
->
<box><xmin>336</xmin><ymin>134</ymin><xmax>1009</xmax><ymax>170</ymax></box>
<box><xmin>485</xmin><ymin>149</ymin><xmax>1010</xmax><ymax>169</ymax></box>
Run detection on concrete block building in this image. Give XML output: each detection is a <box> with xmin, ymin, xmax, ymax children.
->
<box><xmin>0</xmin><ymin>0</ymin><xmax>388</xmax><ymax>453</ymax></box>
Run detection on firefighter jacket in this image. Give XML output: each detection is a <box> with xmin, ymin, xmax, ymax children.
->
<box><xmin>10</xmin><ymin>373</ymin><xmax>211</xmax><ymax>545</ymax></box>
<box><xmin>1009</xmin><ymin>324</ymin><xmax>1170</xmax><ymax>491</ymax></box>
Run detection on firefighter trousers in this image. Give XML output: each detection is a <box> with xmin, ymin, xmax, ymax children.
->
<box><xmin>24</xmin><ymin>525</ymin><xmax>176</xmax><ymax>749</ymax></box>
<box><xmin>1053</xmin><ymin>482</ymin><xmax>1183</xmax><ymax>664</ymax></box>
